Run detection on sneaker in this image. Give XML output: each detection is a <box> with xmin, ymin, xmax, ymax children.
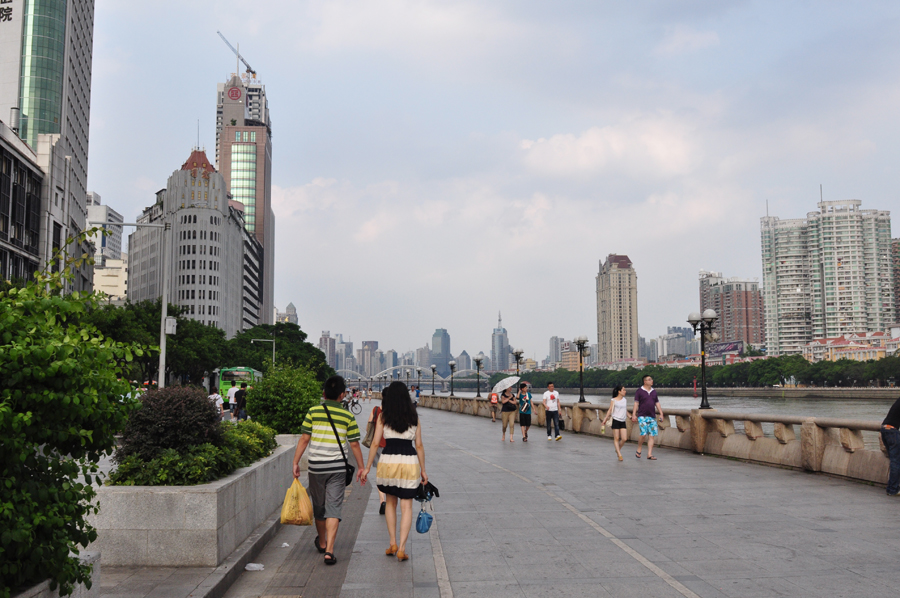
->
<box><xmin>548</xmin><ymin>436</ymin><xmax>553</xmax><ymax>441</ymax></box>
<box><xmin>555</xmin><ymin>435</ymin><xmax>562</xmax><ymax>441</ymax></box>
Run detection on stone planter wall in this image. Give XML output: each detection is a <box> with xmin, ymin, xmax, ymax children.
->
<box><xmin>12</xmin><ymin>552</ymin><xmax>100</xmax><ymax>598</ymax></box>
<box><xmin>89</xmin><ymin>439</ymin><xmax>298</xmax><ymax>567</ymax></box>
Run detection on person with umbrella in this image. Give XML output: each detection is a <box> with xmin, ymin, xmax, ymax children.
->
<box><xmin>491</xmin><ymin>376</ymin><xmax>521</xmax><ymax>442</ymax></box>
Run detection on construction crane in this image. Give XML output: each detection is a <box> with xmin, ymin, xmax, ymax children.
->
<box><xmin>217</xmin><ymin>31</ymin><xmax>256</xmax><ymax>76</ymax></box>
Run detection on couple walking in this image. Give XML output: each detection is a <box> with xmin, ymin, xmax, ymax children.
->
<box><xmin>499</xmin><ymin>383</ymin><xmax>534</xmax><ymax>442</ymax></box>
<box><xmin>291</xmin><ymin>377</ymin><xmax>427</xmax><ymax>566</ymax></box>
<box><xmin>600</xmin><ymin>374</ymin><xmax>665</xmax><ymax>460</ymax></box>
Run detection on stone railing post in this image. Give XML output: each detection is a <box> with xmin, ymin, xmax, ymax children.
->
<box><xmin>744</xmin><ymin>421</ymin><xmax>764</xmax><ymax>440</ymax></box>
<box><xmin>690</xmin><ymin>409</ymin><xmax>710</xmax><ymax>454</ymax></box>
<box><xmin>774</xmin><ymin>422</ymin><xmax>795</xmax><ymax>444</ymax></box>
<box><xmin>675</xmin><ymin>415</ymin><xmax>689</xmax><ymax>432</ymax></box>
<box><xmin>536</xmin><ymin>403</ymin><xmax>546</xmax><ymax>426</ymax></box>
<box><xmin>839</xmin><ymin>428</ymin><xmax>864</xmax><ymax>453</ymax></box>
<box><xmin>801</xmin><ymin>418</ymin><xmax>826</xmax><ymax>472</ymax></box>
<box><xmin>572</xmin><ymin>405</ymin><xmax>583</xmax><ymax>433</ymax></box>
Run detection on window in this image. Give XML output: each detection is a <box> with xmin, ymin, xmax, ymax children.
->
<box><xmin>243</xmin><ymin>131</ymin><xmax>249</xmax><ymax>142</ymax></box>
<box><xmin>235</xmin><ymin>131</ymin><xmax>240</xmax><ymax>141</ymax></box>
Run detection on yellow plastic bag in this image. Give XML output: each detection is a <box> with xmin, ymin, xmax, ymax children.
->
<box><xmin>281</xmin><ymin>479</ymin><xmax>314</xmax><ymax>526</ymax></box>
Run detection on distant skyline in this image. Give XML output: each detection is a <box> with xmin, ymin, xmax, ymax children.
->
<box><xmin>89</xmin><ymin>1</ymin><xmax>898</xmax><ymax>358</ymax></box>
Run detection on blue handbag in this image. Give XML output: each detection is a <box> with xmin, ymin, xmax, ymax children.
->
<box><xmin>416</xmin><ymin>502</ymin><xmax>433</xmax><ymax>534</ymax></box>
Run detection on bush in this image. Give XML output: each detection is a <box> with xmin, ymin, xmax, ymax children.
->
<box><xmin>0</xmin><ymin>233</ymin><xmax>151</xmax><ymax>597</ymax></box>
<box><xmin>107</xmin><ymin>420</ymin><xmax>277</xmax><ymax>486</ymax></box>
<box><xmin>246</xmin><ymin>362</ymin><xmax>322</xmax><ymax>433</ymax></box>
<box><xmin>114</xmin><ymin>386</ymin><xmax>222</xmax><ymax>462</ymax></box>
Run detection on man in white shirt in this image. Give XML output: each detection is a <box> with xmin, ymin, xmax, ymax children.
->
<box><xmin>209</xmin><ymin>391</ymin><xmax>225</xmax><ymax>420</ymax></box>
<box><xmin>543</xmin><ymin>382</ymin><xmax>562</xmax><ymax>441</ymax></box>
<box><xmin>226</xmin><ymin>381</ymin><xmax>239</xmax><ymax>416</ymax></box>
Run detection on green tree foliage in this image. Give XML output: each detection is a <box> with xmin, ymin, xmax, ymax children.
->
<box><xmin>246</xmin><ymin>361</ymin><xmax>323</xmax><ymax>433</ymax></box>
<box><xmin>114</xmin><ymin>387</ymin><xmax>222</xmax><ymax>462</ymax></box>
<box><xmin>223</xmin><ymin>323</ymin><xmax>334</xmax><ymax>381</ymax></box>
<box><xmin>0</xmin><ymin>231</ymin><xmax>150</xmax><ymax>597</ymax></box>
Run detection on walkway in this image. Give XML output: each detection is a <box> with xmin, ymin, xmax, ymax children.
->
<box><xmin>108</xmin><ymin>403</ymin><xmax>900</xmax><ymax>598</ymax></box>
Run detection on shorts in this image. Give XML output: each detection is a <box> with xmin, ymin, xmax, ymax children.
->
<box><xmin>611</xmin><ymin>418</ymin><xmax>627</xmax><ymax>430</ymax></box>
<box><xmin>637</xmin><ymin>416</ymin><xmax>659</xmax><ymax>437</ymax></box>
<box><xmin>490</xmin><ymin>403</ymin><xmax>499</xmax><ymax>414</ymax></box>
<box><xmin>519</xmin><ymin>413</ymin><xmax>532</xmax><ymax>427</ymax></box>
<box><xmin>307</xmin><ymin>471</ymin><xmax>346</xmax><ymax>521</ymax></box>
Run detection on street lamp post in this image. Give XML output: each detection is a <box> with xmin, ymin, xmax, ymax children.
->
<box><xmin>250</xmin><ymin>338</ymin><xmax>275</xmax><ymax>364</ymax></box>
<box><xmin>449</xmin><ymin>361</ymin><xmax>457</xmax><ymax>396</ymax></box>
<box><xmin>431</xmin><ymin>364</ymin><xmax>437</xmax><ymax>395</ymax></box>
<box><xmin>688</xmin><ymin>309</ymin><xmax>719</xmax><ymax>410</ymax></box>
<box><xmin>405</xmin><ymin>369</ymin><xmax>410</xmax><ymax>388</ymax></box>
<box><xmin>574</xmin><ymin>335</ymin><xmax>589</xmax><ymax>403</ymax></box>
<box><xmin>473</xmin><ymin>353</ymin><xmax>485</xmax><ymax>397</ymax></box>
<box><xmin>512</xmin><ymin>349</ymin><xmax>524</xmax><ymax>376</ymax></box>
<box><xmin>416</xmin><ymin>366</ymin><xmax>422</xmax><ymax>391</ymax></box>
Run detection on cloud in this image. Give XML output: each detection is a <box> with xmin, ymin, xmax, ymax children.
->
<box><xmin>656</xmin><ymin>25</ymin><xmax>720</xmax><ymax>55</ymax></box>
<box><xmin>519</xmin><ymin>115</ymin><xmax>700</xmax><ymax>178</ymax></box>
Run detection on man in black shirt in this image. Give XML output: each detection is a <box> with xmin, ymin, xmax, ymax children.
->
<box><xmin>881</xmin><ymin>397</ymin><xmax>900</xmax><ymax>496</ymax></box>
<box><xmin>235</xmin><ymin>383</ymin><xmax>248</xmax><ymax>421</ymax></box>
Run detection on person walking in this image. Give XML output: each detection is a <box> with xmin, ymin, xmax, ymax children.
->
<box><xmin>208</xmin><ymin>390</ymin><xmax>225</xmax><ymax>421</ymax></box>
<box><xmin>367</xmin><ymin>404</ymin><xmax>389</xmax><ymax>513</ymax></box>
<box><xmin>226</xmin><ymin>380</ymin><xmax>239</xmax><ymax>415</ymax></box>
<box><xmin>881</xmin><ymin>396</ymin><xmax>900</xmax><ymax>496</ymax></box>
<box><xmin>360</xmin><ymin>382</ymin><xmax>428</xmax><ymax>562</ymax></box>
<box><xmin>600</xmin><ymin>385</ymin><xmax>629</xmax><ymax>460</ymax></box>
<box><xmin>234</xmin><ymin>383</ymin><xmax>249</xmax><ymax>421</ymax></box>
<box><xmin>543</xmin><ymin>382</ymin><xmax>562</xmax><ymax>441</ymax></box>
<box><xmin>292</xmin><ymin>376</ymin><xmax>364</xmax><ymax>566</ymax></box>
<box><xmin>500</xmin><ymin>387</ymin><xmax>517</xmax><ymax>442</ymax></box>
<box><xmin>516</xmin><ymin>382</ymin><xmax>533</xmax><ymax>442</ymax></box>
<box><xmin>631</xmin><ymin>375</ymin><xmax>664</xmax><ymax>460</ymax></box>
<box><xmin>489</xmin><ymin>391</ymin><xmax>500</xmax><ymax>422</ymax></box>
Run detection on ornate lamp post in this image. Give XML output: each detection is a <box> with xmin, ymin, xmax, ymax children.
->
<box><xmin>449</xmin><ymin>361</ymin><xmax>457</xmax><ymax>396</ymax></box>
<box><xmin>512</xmin><ymin>349</ymin><xmax>524</xmax><ymax>376</ymax></box>
<box><xmin>688</xmin><ymin>309</ymin><xmax>719</xmax><ymax>410</ymax></box>
<box><xmin>416</xmin><ymin>366</ymin><xmax>422</xmax><ymax>391</ymax></box>
<box><xmin>574</xmin><ymin>335</ymin><xmax>589</xmax><ymax>403</ymax></box>
<box><xmin>431</xmin><ymin>364</ymin><xmax>437</xmax><ymax>395</ymax></box>
<box><xmin>405</xmin><ymin>368</ymin><xmax>410</xmax><ymax>388</ymax></box>
<box><xmin>473</xmin><ymin>353</ymin><xmax>485</xmax><ymax>397</ymax></box>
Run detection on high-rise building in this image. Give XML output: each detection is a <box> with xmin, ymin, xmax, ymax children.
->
<box><xmin>596</xmin><ymin>254</ymin><xmax>639</xmax><ymax>363</ymax></box>
<box><xmin>456</xmin><ymin>350</ymin><xmax>471</xmax><ymax>372</ymax></box>
<box><xmin>698</xmin><ymin>270</ymin><xmax>764</xmax><ymax>346</ymax></box>
<box><xmin>318</xmin><ymin>331</ymin><xmax>336</xmax><ymax>368</ymax></box>
<box><xmin>1</xmin><ymin>0</ymin><xmax>96</xmax><ymax>291</ymax></box>
<box><xmin>276</xmin><ymin>302</ymin><xmax>298</xmax><ymax>324</ymax></box>
<box><xmin>93</xmin><ymin>251</ymin><xmax>127</xmax><ymax>301</ymax></box>
<box><xmin>432</xmin><ymin>328</ymin><xmax>451</xmax><ymax>376</ymax></box>
<box><xmin>761</xmin><ymin>200</ymin><xmax>894</xmax><ymax>356</ymax></box>
<box><xmin>549</xmin><ymin>336</ymin><xmax>563</xmax><ymax>364</ymax></box>
<box><xmin>0</xmin><ymin>121</ymin><xmax>42</xmax><ymax>281</ymax></box>
<box><xmin>491</xmin><ymin>313</ymin><xmax>509</xmax><ymax>372</ymax></box>
<box><xmin>86</xmin><ymin>192</ymin><xmax>123</xmax><ymax>266</ymax></box>
<box><xmin>892</xmin><ymin>238</ymin><xmax>900</xmax><ymax>319</ymax></box>
<box><xmin>384</xmin><ymin>349</ymin><xmax>398</xmax><ymax>372</ymax></box>
<box><xmin>127</xmin><ymin>149</ymin><xmax>263</xmax><ymax>337</ymax></box>
<box><xmin>216</xmin><ymin>72</ymin><xmax>275</xmax><ymax>324</ymax></box>
<box><xmin>415</xmin><ymin>344</ymin><xmax>432</xmax><ymax>367</ymax></box>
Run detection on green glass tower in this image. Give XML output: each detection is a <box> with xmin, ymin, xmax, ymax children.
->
<box><xmin>17</xmin><ymin>0</ymin><xmax>68</xmax><ymax>147</ymax></box>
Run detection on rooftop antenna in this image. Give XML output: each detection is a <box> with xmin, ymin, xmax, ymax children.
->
<box><xmin>766</xmin><ymin>199</ymin><xmax>769</xmax><ymax>218</ymax></box>
<box><xmin>196</xmin><ymin>119</ymin><xmax>199</xmax><ymax>149</ymax></box>
<box><xmin>217</xmin><ymin>31</ymin><xmax>256</xmax><ymax>76</ymax></box>
<box><xmin>820</xmin><ymin>184</ymin><xmax>823</xmax><ymax>202</ymax></box>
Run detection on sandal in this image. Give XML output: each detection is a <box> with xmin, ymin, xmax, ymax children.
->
<box><xmin>324</xmin><ymin>552</ymin><xmax>337</xmax><ymax>565</ymax></box>
<box><xmin>647</xmin><ymin>456</ymin><xmax>657</xmax><ymax>460</ymax></box>
<box><xmin>635</xmin><ymin>450</ymin><xmax>642</xmax><ymax>458</ymax></box>
<box><xmin>397</xmin><ymin>550</ymin><xmax>409</xmax><ymax>562</ymax></box>
<box><xmin>385</xmin><ymin>544</ymin><xmax>398</xmax><ymax>556</ymax></box>
<box><xmin>314</xmin><ymin>536</ymin><xmax>326</xmax><ymax>554</ymax></box>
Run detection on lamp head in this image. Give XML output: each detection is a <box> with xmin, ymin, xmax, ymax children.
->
<box><xmin>687</xmin><ymin>312</ymin><xmax>702</xmax><ymax>327</ymax></box>
<box><xmin>430</xmin><ymin>364</ymin><xmax>436</xmax><ymax>372</ymax></box>
<box><xmin>702</xmin><ymin>309</ymin><xmax>718</xmax><ymax>324</ymax></box>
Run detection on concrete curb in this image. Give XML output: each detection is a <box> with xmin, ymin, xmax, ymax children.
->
<box><xmin>189</xmin><ymin>509</ymin><xmax>282</xmax><ymax>598</ymax></box>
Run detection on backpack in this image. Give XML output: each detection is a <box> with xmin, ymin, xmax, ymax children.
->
<box><xmin>490</xmin><ymin>393</ymin><xmax>499</xmax><ymax>404</ymax></box>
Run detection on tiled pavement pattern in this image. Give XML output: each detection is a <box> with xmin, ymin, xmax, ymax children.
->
<box><xmin>108</xmin><ymin>402</ymin><xmax>900</xmax><ymax>598</ymax></box>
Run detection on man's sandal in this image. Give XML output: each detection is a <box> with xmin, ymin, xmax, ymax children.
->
<box><xmin>635</xmin><ymin>451</ymin><xmax>642</xmax><ymax>458</ymax></box>
<box><xmin>314</xmin><ymin>536</ymin><xmax>326</xmax><ymax>554</ymax></box>
<box><xmin>324</xmin><ymin>552</ymin><xmax>337</xmax><ymax>565</ymax></box>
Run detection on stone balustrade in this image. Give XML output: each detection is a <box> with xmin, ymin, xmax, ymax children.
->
<box><xmin>412</xmin><ymin>394</ymin><xmax>890</xmax><ymax>488</ymax></box>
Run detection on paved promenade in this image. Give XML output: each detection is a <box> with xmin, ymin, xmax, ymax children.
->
<box><xmin>103</xmin><ymin>402</ymin><xmax>899</xmax><ymax>598</ymax></box>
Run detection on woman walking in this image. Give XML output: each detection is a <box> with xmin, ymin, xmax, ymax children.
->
<box><xmin>360</xmin><ymin>382</ymin><xmax>428</xmax><ymax>562</ymax></box>
<box><xmin>600</xmin><ymin>386</ymin><xmax>629</xmax><ymax>461</ymax></box>
<box><xmin>500</xmin><ymin>387</ymin><xmax>517</xmax><ymax>442</ymax></box>
<box><xmin>366</xmin><ymin>405</ymin><xmax>388</xmax><ymax>514</ymax></box>
<box><xmin>516</xmin><ymin>382</ymin><xmax>533</xmax><ymax>442</ymax></box>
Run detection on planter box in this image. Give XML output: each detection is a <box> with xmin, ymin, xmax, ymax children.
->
<box><xmin>89</xmin><ymin>440</ymin><xmax>298</xmax><ymax>567</ymax></box>
<box><xmin>12</xmin><ymin>552</ymin><xmax>99</xmax><ymax>598</ymax></box>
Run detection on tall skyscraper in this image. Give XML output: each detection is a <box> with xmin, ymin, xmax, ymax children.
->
<box><xmin>86</xmin><ymin>192</ymin><xmax>123</xmax><ymax>265</ymax></box>
<box><xmin>892</xmin><ymin>238</ymin><xmax>900</xmax><ymax>320</ymax></box>
<box><xmin>318</xmin><ymin>331</ymin><xmax>336</xmax><ymax>368</ymax></box>
<box><xmin>456</xmin><ymin>350</ymin><xmax>471</xmax><ymax>372</ymax></box>
<box><xmin>0</xmin><ymin>0</ymin><xmax>96</xmax><ymax>290</ymax></box>
<box><xmin>415</xmin><ymin>344</ymin><xmax>432</xmax><ymax>368</ymax></box>
<box><xmin>127</xmin><ymin>149</ymin><xmax>263</xmax><ymax>337</ymax></box>
<box><xmin>596</xmin><ymin>254</ymin><xmax>639</xmax><ymax>363</ymax></box>
<box><xmin>761</xmin><ymin>200</ymin><xmax>894</xmax><ymax>356</ymax></box>
<box><xmin>276</xmin><ymin>302</ymin><xmax>298</xmax><ymax>324</ymax></box>
<box><xmin>0</xmin><ymin>120</ymin><xmax>43</xmax><ymax>281</ymax></box>
<box><xmin>549</xmin><ymin>336</ymin><xmax>563</xmax><ymax>364</ymax></box>
<box><xmin>491</xmin><ymin>313</ymin><xmax>510</xmax><ymax>372</ymax></box>
<box><xmin>431</xmin><ymin>328</ymin><xmax>451</xmax><ymax>376</ymax></box>
<box><xmin>216</xmin><ymin>72</ymin><xmax>275</xmax><ymax>324</ymax></box>
<box><xmin>698</xmin><ymin>270</ymin><xmax>764</xmax><ymax>346</ymax></box>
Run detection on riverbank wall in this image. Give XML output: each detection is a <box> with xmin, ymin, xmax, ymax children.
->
<box><xmin>547</xmin><ymin>387</ymin><xmax>899</xmax><ymax>399</ymax></box>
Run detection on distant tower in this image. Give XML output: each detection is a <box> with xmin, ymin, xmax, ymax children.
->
<box><xmin>432</xmin><ymin>328</ymin><xmax>451</xmax><ymax>377</ymax></box>
<box><xmin>596</xmin><ymin>255</ymin><xmax>639</xmax><ymax>364</ymax></box>
<box><xmin>491</xmin><ymin>312</ymin><xmax>510</xmax><ymax>372</ymax></box>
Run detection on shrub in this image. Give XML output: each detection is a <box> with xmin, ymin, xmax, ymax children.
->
<box><xmin>246</xmin><ymin>362</ymin><xmax>322</xmax><ymax>433</ymax></box>
<box><xmin>0</xmin><ymin>232</ymin><xmax>151</xmax><ymax>597</ymax></box>
<box><xmin>114</xmin><ymin>386</ymin><xmax>222</xmax><ymax>462</ymax></box>
<box><xmin>107</xmin><ymin>421</ymin><xmax>277</xmax><ymax>486</ymax></box>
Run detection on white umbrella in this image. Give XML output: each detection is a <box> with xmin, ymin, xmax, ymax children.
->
<box><xmin>491</xmin><ymin>376</ymin><xmax>520</xmax><ymax>395</ymax></box>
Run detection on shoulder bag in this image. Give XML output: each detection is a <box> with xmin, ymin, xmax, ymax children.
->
<box><xmin>362</xmin><ymin>406</ymin><xmax>380</xmax><ymax>448</ymax></box>
<box><xmin>322</xmin><ymin>404</ymin><xmax>356</xmax><ymax>486</ymax></box>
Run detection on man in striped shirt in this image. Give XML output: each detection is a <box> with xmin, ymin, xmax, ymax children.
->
<box><xmin>292</xmin><ymin>376</ymin><xmax>364</xmax><ymax>565</ymax></box>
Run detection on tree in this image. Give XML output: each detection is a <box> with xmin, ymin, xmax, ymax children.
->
<box><xmin>167</xmin><ymin>318</ymin><xmax>227</xmax><ymax>384</ymax></box>
<box><xmin>223</xmin><ymin>323</ymin><xmax>333</xmax><ymax>380</ymax></box>
<box><xmin>246</xmin><ymin>362</ymin><xmax>322</xmax><ymax>433</ymax></box>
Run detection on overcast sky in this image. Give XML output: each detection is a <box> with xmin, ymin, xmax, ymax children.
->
<box><xmin>89</xmin><ymin>0</ymin><xmax>899</xmax><ymax>362</ymax></box>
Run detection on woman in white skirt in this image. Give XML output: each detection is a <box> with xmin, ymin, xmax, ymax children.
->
<box><xmin>360</xmin><ymin>382</ymin><xmax>428</xmax><ymax>562</ymax></box>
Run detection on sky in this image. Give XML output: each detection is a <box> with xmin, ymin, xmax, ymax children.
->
<box><xmin>88</xmin><ymin>0</ymin><xmax>900</xmax><ymax>362</ymax></box>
